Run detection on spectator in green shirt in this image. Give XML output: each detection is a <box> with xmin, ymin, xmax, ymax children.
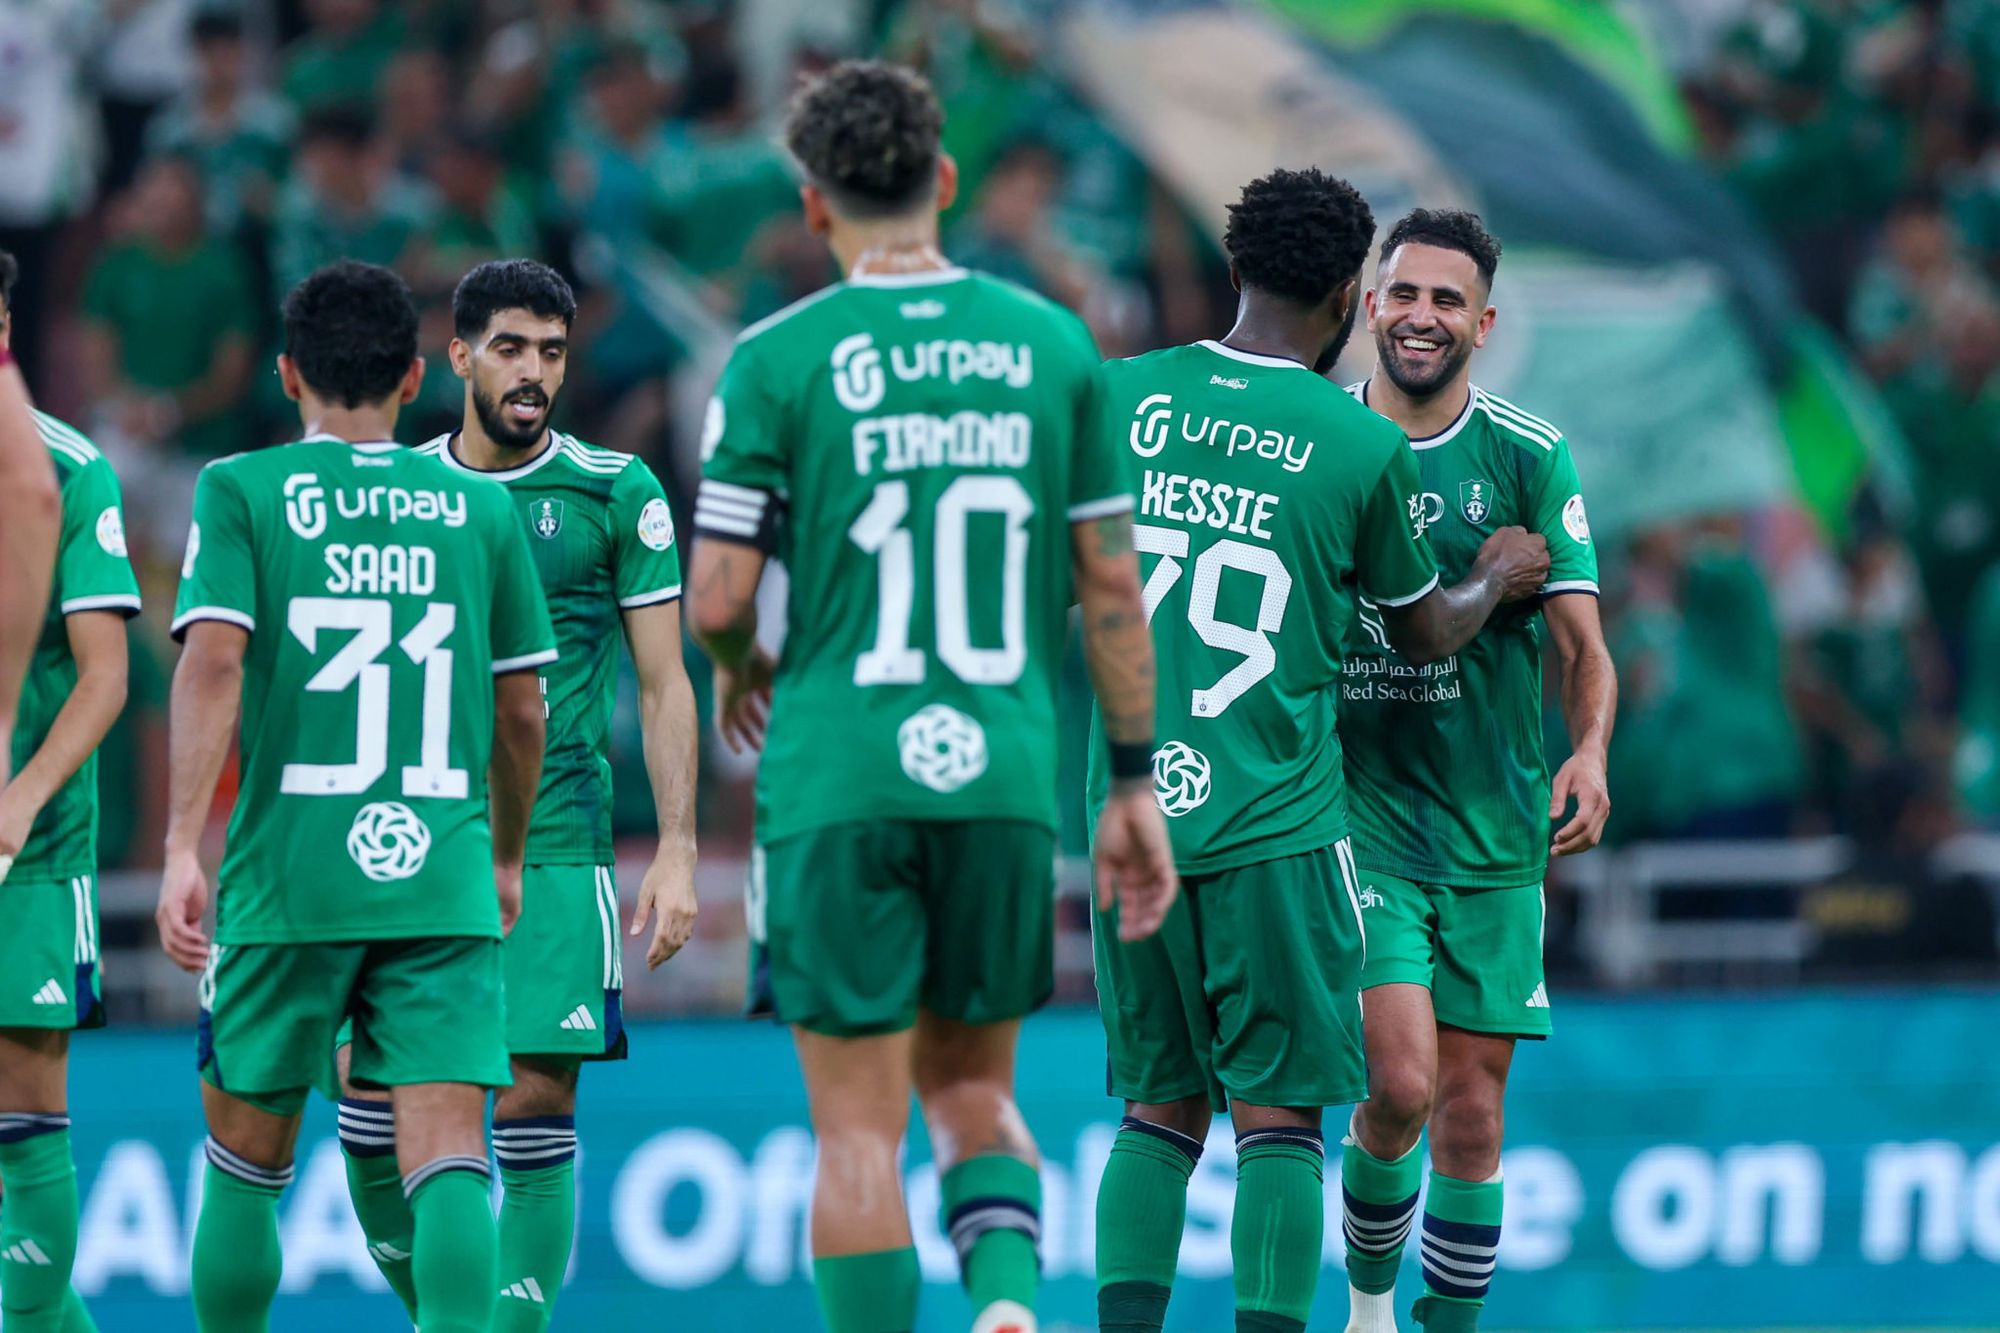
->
<box><xmin>271</xmin><ymin>104</ymin><xmax>438</xmax><ymax>295</ymax></box>
<box><xmin>143</xmin><ymin>10</ymin><xmax>295</xmax><ymax>239</ymax></box>
<box><xmin>79</xmin><ymin>156</ymin><xmax>255</xmax><ymax>462</ymax></box>
<box><xmin>281</xmin><ymin>0</ymin><xmax>405</xmax><ymax>113</ymax></box>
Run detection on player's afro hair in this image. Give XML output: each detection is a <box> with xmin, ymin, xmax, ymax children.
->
<box><xmin>1380</xmin><ymin>208</ymin><xmax>1502</xmax><ymax>286</ymax></box>
<box><xmin>283</xmin><ymin>260</ymin><xmax>419</xmax><ymax>409</ymax></box>
<box><xmin>453</xmin><ymin>258</ymin><xmax>577</xmax><ymax>342</ymax></box>
<box><xmin>784</xmin><ymin>60</ymin><xmax>943</xmax><ymax>217</ymax></box>
<box><xmin>0</xmin><ymin>249</ymin><xmax>16</xmax><ymax>314</ymax></box>
<box><xmin>1223</xmin><ymin>168</ymin><xmax>1376</xmax><ymax>306</ymax></box>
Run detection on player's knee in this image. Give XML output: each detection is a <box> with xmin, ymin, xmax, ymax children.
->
<box><xmin>1428</xmin><ymin>1084</ymin><xmax>1504</xmax><ymax>1172</ymax></box>
<box><xmin>920</xmin><ymin>1078</ymin><xmax>1034</xmax><ymax>1166</ymax></box>
<box><xmin>1364</xmin><ymin>1062</ymin><xmax>1435</xmax><ymax>1136</ymax></box>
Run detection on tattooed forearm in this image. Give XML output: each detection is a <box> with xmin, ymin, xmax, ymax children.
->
<box><xmin>1093</xmin><ymin>512</ymin><xmax>1136</xmax><ymax>558</ymax></box>
<box><xmin>1073</xmin><ymin>516</ymin><xmax>1157</xmax><ymax>747</ymax></box>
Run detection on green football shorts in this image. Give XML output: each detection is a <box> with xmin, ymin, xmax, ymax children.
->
<box><xmin>1357</xmin><ymin>870</ymin><xmax>1552</xmax><ymax>1039</ymax></box>
<box><xmin>1093</xmin><ymin>840</ymin><xmax>1368</xmax><ymax>1113</ymax></box>
<box><xmin>199</xmin><ymin>936</ymin><xmax>510</xmax><ymax>1116</ymax></box>
<box><xmin>0</xmin><ymin>874</ymin><xmax>104</xmax><ymax>1030</ymax></box>
<box><xmin>748</xmin><ymin>819</ymin><xmax>1056</xmax><ymax>1037</ymax></box>
<box><xmin>502</xmin><ymin>863</ymin><xmax>627</xmax><ymax>1061</ymax></box>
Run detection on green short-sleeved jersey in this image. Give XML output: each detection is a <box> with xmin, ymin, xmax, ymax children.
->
<box><xmin>1340</xmin><ymin>382</ymin><xmax>1600</xmax><ymax>888</ymax></box>
<box><xmin>8</xmin><ymin>413</ymin><xmax>142</xmax><ymax>879</ymax></box>
<box><xmin>415</xmin><ymin>431</ymin><xmax>682</xmax><ymax>863</ymax></box>
<box><xmin>696</xmin><ymin>268</ymin><xmax>1131</xmax><ymax>843</ymax></box>
<box><xmin>171</xmin><ymin>436</ymin><xmax>558</xmax><ymax>944</ymax></box>
<box><xmin>1085</xmin><ymin>341</ymin><xmax>1442</xmax><ymax>876</ymax></box>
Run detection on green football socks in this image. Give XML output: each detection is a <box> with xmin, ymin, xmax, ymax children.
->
<box><xmin>812</xmin><ymin>1247</ymin><xmax>920</xmax><ymax>1333</ymax></box>
<box><xmin>0</xmin><ymin>1118</ymin><xmax>93</xmax><ymax>1333</ymax></box>
<box><xmin>1231</xmin><ymin>1126</ymin><xmax>1325</xmax><ymax>1333</ymax></box>
<box><xmin>1095</xmin><ymin>1116</ymin><xmax>1203</xmax><ymax>1333</ymax></box>
<box><xmin>1341</xmin><ymin>1118</ymin><xmax>1424</xmax><ymax>1295</ymax></box>
<box><xmin>939</xmin><ymin>1152</ymin><xmax>1041</xmax><ymax>1320</ymax></box>
<box><xmin>404</xmin><ymin>1157</ymin><xmax>499</xmax><ymax>1333</ymax></box>
<box><xmin>493</xmin><ymin>1115</ymin><xmax>579</xmax><ymax>1331</ymax></box>
<box><xmin>336</xmin><ymin>1099</ymin><xmax>419</xmax><ymax>1318</ymax></box>
<box><xmin>1414</xmin><ymin>1170</ymin><xmax>1504</xmax><ymax>1333</ymax></box>
<box><xmin>190</xmin><ymin>1139</ymin><xmax>292</xmax><ymax>1332</ymax></box>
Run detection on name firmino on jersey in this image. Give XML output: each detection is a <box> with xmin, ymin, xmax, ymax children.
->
<box><xmin>852</xmin><ymin>410</ymin><xmax>1032</xmax><ymax>476</ymax></box>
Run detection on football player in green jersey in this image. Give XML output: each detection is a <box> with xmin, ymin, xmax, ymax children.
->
<box><xmin>158</xmin><ymin>261</ymin><xmax>555</xmax><ymax>1333</ymax></box>
<box><xmin>335</xmin><ymin>258</ymin><xmax>699</xmax><ymax>1331</ymax></box>
<box><xmin>0</xmin><ymin>255</ymin><xmax>137</xmax><ymax>1333</ymax></box>
<box><xmin>0</xmin><ymin>251</ymin><xmax>62</xmax><ymax>781</ymax></box>
<box><xmin>688</xmin><ymin>62</ymin><xmax>1176</xmax><ymax>1333</ymax></box>
<box><xmin>1086</xmin><ymin>171</ymin><xmax>1549</xmax><ymax>1333</ymax></box>
<box><xmin>1337</xmin><ymin>211</ymin><xmax>1618</xmax><ymax>1333</ymax></box>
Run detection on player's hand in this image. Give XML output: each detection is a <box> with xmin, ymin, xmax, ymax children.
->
<box><xmin>1549</xmin><ymin>750</ymin><xmax>1610</xmax><ymax>857</ymax></box>
<box><xmin>1094</xmin><ymin>784</ymin><xmax>1179</xmax><ymax>942</ymax></box>
<box><xmin>714</xmin><ymin>647</ymin><xmax>776</xmax><ymax>754</ymax></box>
<box><xmin>1475</xmin><ymin>527</ymin><xmax>1550</xmax><ymax>602</ymax></box>
<box><xmin>495</xmin><ymin>861</ymin><xmax>524</xmax><ymax>936</ymax></box>
<box><xmin>631</xmin><ymin>841</ymin><xmax>698</xmax><ymax>969</ymax></box>
<box><xmin>156</xmin><ymin>849</ymin><xmax>211</xmax><ymax>973</ymax></box>
<box><xmin>0</xmin><ymin>778</ymin><xmax>39</xmax><ymax>866</ymax></box>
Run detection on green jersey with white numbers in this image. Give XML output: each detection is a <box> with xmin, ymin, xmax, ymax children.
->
<box><xmin>697</xmin><ymin>267</ymin><xmax>1131</xmax><ymax>844</ymax></box>
<box><xmin>7</xmin><ymin>413</ymin><xmax>141</xmax><ymax>879</ymax></box>
<box><xmin>416</xmin><ymin>431</ymin><xmax>681</xmax><ymax>864</ymax></box>
<box><xmin>172</xmin><ymin>436</ymin><xmax>557</xmax><ymax>944</ymax></box>
<box><xmin>1086</xmin><ymin>341</ymin><xmax>1442</xmax><ymax>876</ymax></box>
<box><xmin>1341</xmin><ymin>381</ymin><xmax>1600</xmax><ymax>889</ymax></box>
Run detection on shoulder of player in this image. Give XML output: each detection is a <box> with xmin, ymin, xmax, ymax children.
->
<box><xmin>550</xmin><ymin>432</ymin><xmax>638</xmax><ymax>478</ymax></box>
<box><xmin>1470</xmin><ymin>386</ymin><xmax>1566</xmax><ymax>456</ymax></box>
<box><xmin>34</xmin><ymin>410</ymin><xmax>104</xmax><ymax>479</ymax></box>
<box><xmin>732</xmin><ymin>280</ymin><xmax>849</xmax><ymax>350</ymax></box>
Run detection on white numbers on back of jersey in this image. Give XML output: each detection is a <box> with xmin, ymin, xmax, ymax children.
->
<box><xmin>279</xmin><ymin>596</ymin><xmax>467</xmax><ymax>800</ymax></box>
<box><xmin>1135</xmin><ymin>524</ymin><xmax>1294</xmax><ymax>717</ymax></box>
<box><xmin>848</xmin><ymin>476</ymin><xmax>1035</xmax><ymax>687</ymax></box>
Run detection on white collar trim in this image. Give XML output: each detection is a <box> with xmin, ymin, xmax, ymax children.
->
<box><xmin>1362</xmin><ymin>380</ymin><xmax>1476</xmax><ymax>450</ymax></box>
<box><xmin>845</xmin><ymin>266</ymin><xmax>969</xmax><ymax>288</ymax></box>
<box><xmin>435</xmin><ymin>431</ymin><xmax>565</xmax><ymax>481</ymax></box>
<box><xmin>1198</xmin><ymin>339</ymin><xmax>1308</xmax><ymax>370</ymax></box>
<box><xmin>302</xmin><ymin>434</ymin><xmax>399</xmax><ymax>453</ymax></box>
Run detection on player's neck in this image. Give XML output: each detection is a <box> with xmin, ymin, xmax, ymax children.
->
<box><xmin>836</xmin><ymin>225</ymin><xmax>950</xmax><ymax>281</ymax></box>
<box><xmin>297</xmin><ymin>400</ymin><xmax>399</xmax><ymax>445</ymax></box>
<box><xmin>1217</xmin><ymin>304</ymin><xmax>1318</xmax><ymax>369</ymax></box>
<box><xmin>1366</xmin><ymin>371</ymin><xmax>1472</xmax><ymax>441</ymax></box>
<box><xmin>455</xmin><ymin>416</ymin><xmax>550</xmax><ymax>473</ymax></box>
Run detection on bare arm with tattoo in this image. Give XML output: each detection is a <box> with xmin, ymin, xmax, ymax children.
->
<box><xmin>687</xmin><ymin>537</ymin><xmax>775</xmax><ymax>752</ymax></box>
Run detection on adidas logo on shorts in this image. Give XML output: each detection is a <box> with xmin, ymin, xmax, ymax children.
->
<box><xmin>30</xmin><ymin>979</ymin><xmax>66</xmax><ymax>1006</ymax></box>
<box><xmin>1525</xmin><ymin>983</ymin><xmax>1550</xmax><ymax>1009</ymax></box>
<box><xmin>500</xmin><ymin>1277</ymin><xmax>547</xmax><ymax>1303</ymax></box>
<box><xmin>558</xmin><ymin>1005</ymin><xmax>597</xmax><ymax>1032</ymax></box>
<box><xmin>3</xmin><ymin>1239</ymin><xmax>53</xmax><ymax>1266</ymax></box>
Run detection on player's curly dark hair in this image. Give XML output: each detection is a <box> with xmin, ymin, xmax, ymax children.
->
<box><xmin>453</xmin><ymin>258</ymin><xmax>577</xmax><ymax>342</ymax></box>
<box><xmin>784</xmin><ymin>60</ymin><xmax>943</xmax><ymax>217</ymax></box>
<box><xmin>1380</xmin><ymin>208</ymin><xmax>1502</xmax><ymax>286</ymax></box>
<box><xmin>1223</xmin><ymin>168</ymin><xmax>1376</xmax><ymax>306</ymax></box>
<box><xmin>0</xmin><ymin>249</ymin><xmax>16</xmax><ymax>314</ymax></box>
<box><xmin>283</xmin><ymin>260</ymin><xmax>419</xmax><ymax>409</ymax></box>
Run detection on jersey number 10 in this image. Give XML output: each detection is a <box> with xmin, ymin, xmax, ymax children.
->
<box><xmin>279</xmin><ymin>596</ymin><xmax>467</xmax><ymax>800</ymax></box>
<box><xmin>848</xmin><ymin>476</ymin><xmax>1034</xmax><ymax>687</ymax></box>
<box><xmin>1134</xmin><ymin>525</ymin><xmax>1292</xmax><ymax>717</ymax></box>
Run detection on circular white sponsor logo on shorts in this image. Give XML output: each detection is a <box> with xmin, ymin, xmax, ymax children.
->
<box><xmin>96</xmin><ymin>506</ymin><xmax>128</xmax><ymax>557</ymax></box>
<box><xmin>346</xmin><ymin>801</ymin><xmax>433</xmax><ymax>882</ymax></box>
<box><xmin>1152</xmin><ymin>741</ymin><xmax>1212</xmax><ymax>817</ymax></box>
<box><xmin>637</xmin><ymin>497</ymin><xmax>675</xmax><ymax>551</ymax></box>
<box><xmin>896</xmin><ymin>703</ymin><xmax>988</xmax><ymax>793</ymax></box>
<box><xmin>1562</xmin><ymin>494</ymin><xmax>1591</xmax><ymax>545</ymax></box>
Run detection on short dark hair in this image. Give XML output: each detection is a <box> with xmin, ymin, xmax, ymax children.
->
<box><xmin>0</xmin><ymin>249</ymin><xmax>16</xmax><ymax>314</ymax></box>
<box><xmin>191</xmin><ymin>9</ymin><xmax>244</xmax><ymax>43</ymax></box>
<box><xmin>1223</xmin><ymin>168</ymin><xmax>1376</xmax><ymax>306</ymax></box>
<box><xmin>298</xmin><ymin>103</ymin><xmax>376</xmax><ymax>152</ymax></box>
<box><xmin>1380</xmin><ymin>208</ymin><xmax>1502</xmax><ymax>286</ymax></box>
<box><xmin>282</xmin><ymin>260</ymin><xmax>419</xmax><ymax>408</ymax></box>
<box><xmin>784</xmin><ymin>60</ymin><xmax>943</xmax><ymax>217</ymax></box>
<box><xmin>452</xmin><ymin>259</ymin><xmax>577</xmax><ymax>342</ymax></box>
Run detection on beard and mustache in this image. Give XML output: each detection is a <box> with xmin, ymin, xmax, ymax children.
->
<box><xmin>1372</xmin><ymin>320</ymin><xmax>1471</xmax><ymax>398</ymax></box>
<box><xmin>472</xmin><ymin>381</ymin><xmax>551</xmax><ymax>451</ymax></box>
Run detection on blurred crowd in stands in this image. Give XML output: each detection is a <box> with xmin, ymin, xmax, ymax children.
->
<box><xmin>4</xmin><ymin>0</ymin><xmax>1996</xmax><ymax>924</ymax></box>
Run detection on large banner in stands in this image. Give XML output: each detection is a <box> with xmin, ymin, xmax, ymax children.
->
<box><xmin>57</xmin><ymin>990</ymin><xmax>2000</xmax><ymax>1330</ymax></box>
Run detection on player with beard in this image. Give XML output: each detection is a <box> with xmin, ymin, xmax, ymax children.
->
<box><xmin>1336</xmin><ymin>210</ymin><xmax>1617</xmax><ymax>1333</ymax></box>
<box><xmin>1086</xmin><ymin>171</ymin><xmax>1549</xmax><ymax>1333</ymax></box>
<box><xmin>336</xmin><ymin>259</ymin><xmax>699</xmax><ymax>1332</ymax></box>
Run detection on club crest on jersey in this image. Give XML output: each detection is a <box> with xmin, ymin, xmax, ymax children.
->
<box><xmin>1460</xmin><ymin>480</ymin><xmax>1491</xmax><ymax>525</ymax></box>
<box><xmin>530</xmin><ymin>498</ymin><xmax>564</xmax><ymax>540</ymax></box>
